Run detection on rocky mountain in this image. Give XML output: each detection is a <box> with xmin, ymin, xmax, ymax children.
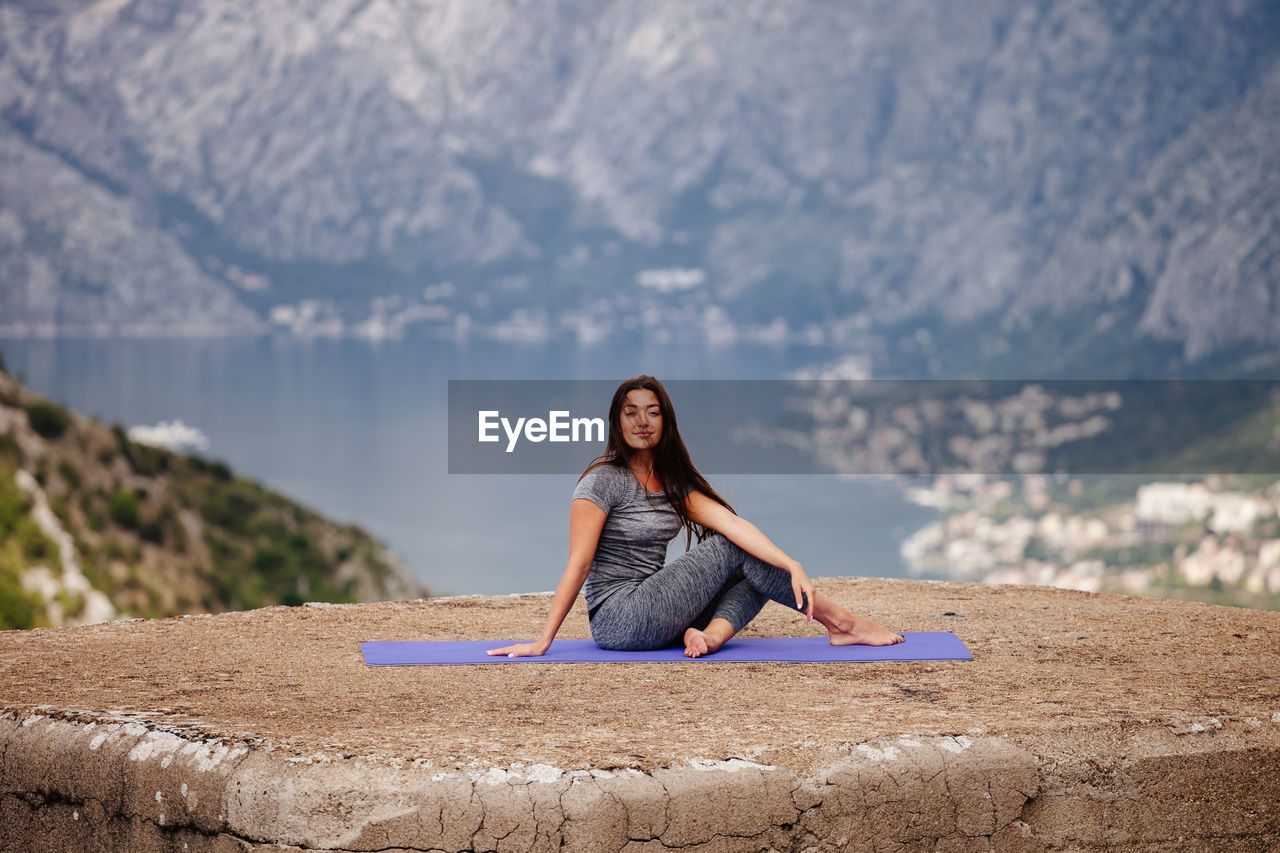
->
<box><xmin>1</xmin><ymin>0</ymin><xmax>1278</xmax><ymax>377</ymax></box>
<box><xmin>0</xmin><ymin>361</ymin><xmax>424</xmax><ymax>630</ymax></box>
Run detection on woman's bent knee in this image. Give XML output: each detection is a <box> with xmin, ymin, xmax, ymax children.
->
<box><xmin>698</xmin><ymin>531</ymin><xmax>744</xmax><ymax>564</ymax></box>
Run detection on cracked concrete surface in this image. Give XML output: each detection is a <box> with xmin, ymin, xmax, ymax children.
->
<box><xmin>1</xmin><ymin>578</ymin><xmax>1279</xmax><ymax>851</ymax></box>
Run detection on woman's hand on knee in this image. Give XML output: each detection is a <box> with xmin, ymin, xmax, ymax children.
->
<box><xmin>788</xmin><ymin>563</ymin><xmax>815</xmax><ymax>621</ymax></box>
<box><xmin>486</xmin><ymin>641</ymin><xmax>550</xmax><ymax>658</ymax></box>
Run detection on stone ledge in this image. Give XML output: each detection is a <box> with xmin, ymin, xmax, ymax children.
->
<box><xmin>1</xmin><ymin>578</ymin><xmax>1278</xmax><ymax>851</ymax></box>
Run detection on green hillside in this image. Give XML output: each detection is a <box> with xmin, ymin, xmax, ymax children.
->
<box><xmin>0</xmin><ymin>361</ymin><xmax>425</xmax><ymax>630</ymax></box>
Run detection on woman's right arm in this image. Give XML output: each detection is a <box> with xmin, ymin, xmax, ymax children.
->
<box><xmin>486</xmin><ymin>498</ymin><xmax>607</xmax><ymax>657</ymax></box>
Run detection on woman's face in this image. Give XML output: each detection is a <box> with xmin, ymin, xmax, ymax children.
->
<box><xmin>620</xmin><ymin>388</ymin><xmax>662</xmax><ymax>453</ymax></box>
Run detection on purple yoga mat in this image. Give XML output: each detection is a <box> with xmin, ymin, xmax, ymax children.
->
<box><xmin>360</xmin><ymin>632</ymin><xmax>971</xmax><ymax>665</ymax></box>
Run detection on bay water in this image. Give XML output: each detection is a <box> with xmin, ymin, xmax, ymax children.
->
<box><xmin>0</xmin><ymin>337</ymin><xmax>939</xmax><ymax>597</ymax></box>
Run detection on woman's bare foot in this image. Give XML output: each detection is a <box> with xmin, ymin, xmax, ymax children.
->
<box><xmin>811</xmin><ymin>591</ymin><xmax>904</xmax><ymax>646</ymax></box>
<box><xmin>683</xmin><ymin>627</ymin><xmax>711</xmax><ymax>657</ymax></box>
<box><xmin>825</xmin><ymin>613</ymin><xmax>905</xmax><ymax>646</ymax></box>
<box><xmin>683</xmin><ymin>618</ymin><xmax>735</xmax><ymax>658</ymax></box>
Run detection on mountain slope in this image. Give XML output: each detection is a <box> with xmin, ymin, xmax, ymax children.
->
<box><xmin>1</xmin><ymin>0</ymin><xmax>1278</xmax><ymax>376</ymax></box>
<box><xmin>0</xmin><ymin>364</ymin><xmax>424</xmax><ymax>629</ymax></box>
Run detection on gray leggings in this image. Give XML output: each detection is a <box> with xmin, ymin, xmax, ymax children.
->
<box><xmin>589</xmin><ymin>533</ymin><xmax>809</xmax><ymax>651</ymax></box>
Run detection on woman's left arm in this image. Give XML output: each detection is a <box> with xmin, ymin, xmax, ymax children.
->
<box><xmin>685</xmin><ymin>490</ymin><xmax>815</xmax><ymax>620</ymax></box>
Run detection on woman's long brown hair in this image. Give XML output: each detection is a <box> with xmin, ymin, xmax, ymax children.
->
<box><xmin>580</xmin><ymin>375</ymin><xmax>735</xmax><ymax>549</ymax></box>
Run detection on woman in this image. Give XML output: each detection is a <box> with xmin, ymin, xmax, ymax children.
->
<box><xmin>487</xmin><ymin>375</ymin><xmax>904</xmax><ymax>659</ymax></box>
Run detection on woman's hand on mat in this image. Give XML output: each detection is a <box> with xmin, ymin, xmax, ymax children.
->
<box><xmin>788</xmin><ymin>563</ymin><xmax>816</xmax><ymax>621</ymax></box>
<box><xmin>486</xmin><ymin>641</ymin><xmax>549</xmax><ymax>658</ymax></box>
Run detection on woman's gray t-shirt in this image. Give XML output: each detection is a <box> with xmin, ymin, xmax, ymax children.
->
<box><xmin>572</xmin><ymin>464</ymin><xmax>686</xmax><ymax>613</ymax></box>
